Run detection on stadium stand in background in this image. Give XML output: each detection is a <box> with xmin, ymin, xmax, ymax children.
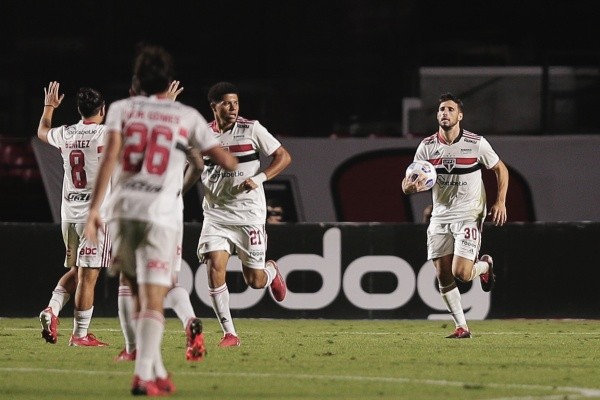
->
<box><xmin>0</xmin><ymin>136</ymin><xmax>51</xmax><ymax>222</ymax></box>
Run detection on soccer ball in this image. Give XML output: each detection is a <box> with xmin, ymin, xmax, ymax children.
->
<box><xmin>405</xmin><ymin>160</ymin><xmax>437</xmax><ymax>191</ymax></box>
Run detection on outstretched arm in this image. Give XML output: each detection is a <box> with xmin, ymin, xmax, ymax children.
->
<box><xmin>37</xmin><ymin>81</ymin><xmax>65</xmax><ymax>143</ymax></box>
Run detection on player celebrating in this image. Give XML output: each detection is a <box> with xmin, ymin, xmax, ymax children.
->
<box><xmin>402</xmin><ymin>92</ymin><xmax>508</xmax><ymax>338</ymax></box>
<box><xmin>37</xmin><ymin>82</ymin><xmax>110</xmax><ymax>347</ymax></box>
<box><xmin>85</xmin><ymin>46</ymin><xmax>237</xmax><ymax>395</ymax></box>
<box><xmin>184</xmin><ymin>81</ymin><xmax>291</xmax><ymax>347</ymax></box>
<box><xmin>113</xmin><ymin>79</ymin><xmax>208</xmax><ymax>363</ymax></box>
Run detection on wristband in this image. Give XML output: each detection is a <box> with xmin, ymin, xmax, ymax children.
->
<box><xmin>44</xmin><ymin>104</ymin><xmax>55</xmax><ymax>108</ymax></box>
<box><xmin>252</xmin><ymin>172</ymin><xmax>267</xmax><ymax>185</ymax></box>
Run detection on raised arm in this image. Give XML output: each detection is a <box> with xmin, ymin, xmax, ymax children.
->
<box><xmin>37</xmin><ymin>81</ymin><xmax>65</xmax><ymax>143</ymax></box>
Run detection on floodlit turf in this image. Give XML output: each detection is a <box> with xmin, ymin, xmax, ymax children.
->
<box><xmin>1</xmin><ymin>318</ymin><xmax>600</xmax><ymax>399</ymax></box>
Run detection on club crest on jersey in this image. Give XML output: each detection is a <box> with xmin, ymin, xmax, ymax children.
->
<box><xmin>442</xmin><ymin>158</ymin><xmax>456</xmax><ymax>172</ymax></box>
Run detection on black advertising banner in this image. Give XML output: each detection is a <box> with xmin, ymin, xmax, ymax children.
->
<box><xmin>1</xmin><ymin>222</ymin><xmax>599</xmax><ymax>319</ymax></box>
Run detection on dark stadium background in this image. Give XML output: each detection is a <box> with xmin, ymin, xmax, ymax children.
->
<box><xmin>2</xmin><ymin>0</ymin><xmax>599</xmax><ymax>138</ymax></box>
<box><xmin>1</xmin><ymin>1</ymin><xmax>600</xmax><ymax>319</ymax></box>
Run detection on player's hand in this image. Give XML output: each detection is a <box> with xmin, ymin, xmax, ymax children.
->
<box><xmin>84</xmin><ymin>209</ymin><xmax>104</xmax><ymax>245</ymax></box>
<box><xmin>44</xmin><ymin>81</ymin><xmax>64</xmax><ymax>109</ymax></box>
<box><xmin>402</xmin><ymin>173</ymin><xmax>429</xmax><ymax>194</ymax></box>
<box><xmin>488</xmin><ymin>202</ymin><xmax>507</xmax><ymax>226</ymax></box>
<box><xmin>166</xmin><ymin>80</ymin><xmax>184</xmax><ymax>101</ymax></box>
<box><xmin>237</xmin><ymin>177</ymin><xmax>259</xmax><ymax>193</ymax></box>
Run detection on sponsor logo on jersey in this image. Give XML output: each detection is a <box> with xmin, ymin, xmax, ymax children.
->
<box><xmin>66</xmin><ymin>192</ymin><xmax>91</xmax><ymax>202</ymax></box>
<box><xmin>123</xmin><ymin>180</ymin><xmax>162</xmax><ymax>192</ymax></box>
<box><xmin>437</xmin><ymin>176</ymin><xmax>467</xmax><ymax>186</ymax></box>
<box><xmin>221</xmin><ymin>171</ymin><xmax>244</xmax><ymax>178</ymax></box>
<box><xmin>208</xmin><ymin>170</ymin><xmax>245</xmax><ymax>183</ymax></box>
<box><xmin>464</xmin><ymin>138</ymin><xmax>477</xmax><ymax>144</ymax></box>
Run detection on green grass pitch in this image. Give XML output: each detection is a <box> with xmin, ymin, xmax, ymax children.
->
<box><xmin>1</xmin><ymin>318</ymin><xmax>600</xmax><ymax>399</ymax></box>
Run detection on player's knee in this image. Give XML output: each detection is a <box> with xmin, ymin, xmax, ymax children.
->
<box><xmin>454</xmin><ymin>270</ymin><xmax>471</xmax><ymax>282</ymax></box>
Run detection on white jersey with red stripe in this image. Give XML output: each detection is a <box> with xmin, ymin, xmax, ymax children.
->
<box><xmin>201</xmin><ymin>117</ymin><xmax>282</xmax><ymax>225</ymax></box>
<box><xmin>105</xmin><ymin>95</ymin><xmax>219</xmax><ymax>231</ymax></box>
<box><xmin>415</xmin><ymin>129</ymin><xmax>500</xmax><ymax>224</ymax></box>
<box><xmin>47</xmin><ymin>121</ymin><xmax>110</xmax><ymax>223</ymax></box>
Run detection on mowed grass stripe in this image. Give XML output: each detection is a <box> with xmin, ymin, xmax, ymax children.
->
<box><xmin>1</xmin><ymin>318</ymin><xmax>599</xmax><ymax>399</ymax></box>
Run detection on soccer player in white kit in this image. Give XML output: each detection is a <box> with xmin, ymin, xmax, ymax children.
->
<box><xmin>187</xmin><ymin>81</ymin><xmax>292</xmax><ymax>348</ymax></box>
<box><xmin>402</xmin><ymin>92</ymin><xmax>509</xmax><ymax>339</ymax></box>
<box><xmin>84</xmin><ymin>46</ymin><xmax>237</xmax><ymax>396</ymax></box>
<box><xmin>113</xmin><ymin>80</ymin><xmax>208</xmax><ymax>363</ymax></box>
<box><xmin>37</xmin><ymin>82</ymin><xmax>111</xmax><ymax>347</ymax></box>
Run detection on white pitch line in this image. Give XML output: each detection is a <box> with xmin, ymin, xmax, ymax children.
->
<box><xmin>2</xmin><ymin>367</ymin><xmax>599</xmax><ymax>398</ymax></box>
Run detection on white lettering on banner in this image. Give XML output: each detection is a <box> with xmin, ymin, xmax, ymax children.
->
<box><xmin>416</xmin><ymin>260</ymin><xmax>490</xmax><ymax>320</ymax></box>
<box><xmin>343</xmin><ymin>256</ymin><xmax>416</xmax><ymax>309</ymax></box>
<box><xmin>277</xmin><ymin>228</ymin><xmax>342</xmax><ymax>309</ymax></box>
<box><xmin>178</xmin><ymin>227</ymin><xmax>491</xmax><ymax>319</ymax></box>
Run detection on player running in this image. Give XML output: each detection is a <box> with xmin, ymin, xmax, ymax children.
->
<box><xmin>402</xmin><ymin>92</ymin><xmax>508</xmax><ymax>339</ymax></box>
<box><xmin>85</xmin><ymin>46</ymin><xmax>237</xmax><ymax>395</ymax></box>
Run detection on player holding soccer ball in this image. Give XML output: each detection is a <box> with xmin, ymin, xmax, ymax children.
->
<box><xmin>402</xmin><ymin>92</ymin><xmax>509</xmax><ymax>339</ymax></box>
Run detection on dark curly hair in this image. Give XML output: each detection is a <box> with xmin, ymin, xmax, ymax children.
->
<box><xmin>133</xmin><ymin>45</ymin><xmax>174</xmax><ymax>95</ymax></box>
<box><xmin>77</xmin><ymin>87</ymin><xmax>104</xmax><ymax>118</ymax></box>
<box><xmin>439</xmin><ymin>92</ymin><xmax>464</xmax><ymax>112</ymax></box>
<box><xmin>207</xmin><ymin>82</ymin><xmax>239</xmax><ymax>104</ymax></box>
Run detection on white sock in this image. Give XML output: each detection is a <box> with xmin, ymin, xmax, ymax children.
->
<box><xmin>118</xmin><ymin>285</ymin><xmax>137</xmax><ymax>353</ymax></box>
<box><xmin>468</xmin><ymin>260</ymin><xmax>489</xmax><ymax>281</ymax></box>
<box><xmin>263</xmin><ymin>262</ymin><xmax>276</xmax><ymax>288</ymax></box>
<box><xmin>135</xmin><ymin>310</ymin><xmax>165</xmax><ymax>381</ymax></box>
<box><xmin>73</xmin><ymin>306</ymin><xmax>93</xmax><ymax>337</ymax></box>
<box><xmin>440</xmin><ymin>284</ymin><xmax>468</xmax><ymax>329</ymax></box>
<box><xmin>48</xmin><ymin>285</ymin><xmax>70</xmax><ymax>316</ymax></box>
<box><xmin>209</xmin><ymin>284</ymin><xmax>236</xmax><ymax>336</ymax></box>
<box><xmin>164</xmin><ymin>286</ymin><xmax>195</xmax><ymax>329</ymax></box>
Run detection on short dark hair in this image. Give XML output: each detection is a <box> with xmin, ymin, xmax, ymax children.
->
<box><xmin>207</xmin><ymin>82</ymin><xmax>239</xmax><ymax>104</ymax></box>
<box><xmin>439</xmin><ymin>92</ymin><xmax>464</xmax><ymax>112</ymax></box>
<box><xmin>133</xmin><ymin>45</ymin><xmax>174</xmax><ymax>95</ymax></box>
<box><xmin>77</xmin><ymin>87</ymin><xmax>104</xmax><ymax>118</ymax></box>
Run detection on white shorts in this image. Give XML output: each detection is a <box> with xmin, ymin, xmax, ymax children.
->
<box><xmin>427</xmin><ymin>221</ymin><xmax>482</xmax><ymax>261</ymax></box>
<box><xmin>108</xmin><ymin>219</ymin><xmax>177</xmax><ymax>287</ymax></box>
<box><xmin>197</xmin><ymin>220</ymin><xmax>267</xmax><ymax>269</ymax></box>
<box><xmin>61</xmin><ymin>221</ymin><xmax>110</xmax><ymax>269</ymax></box>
